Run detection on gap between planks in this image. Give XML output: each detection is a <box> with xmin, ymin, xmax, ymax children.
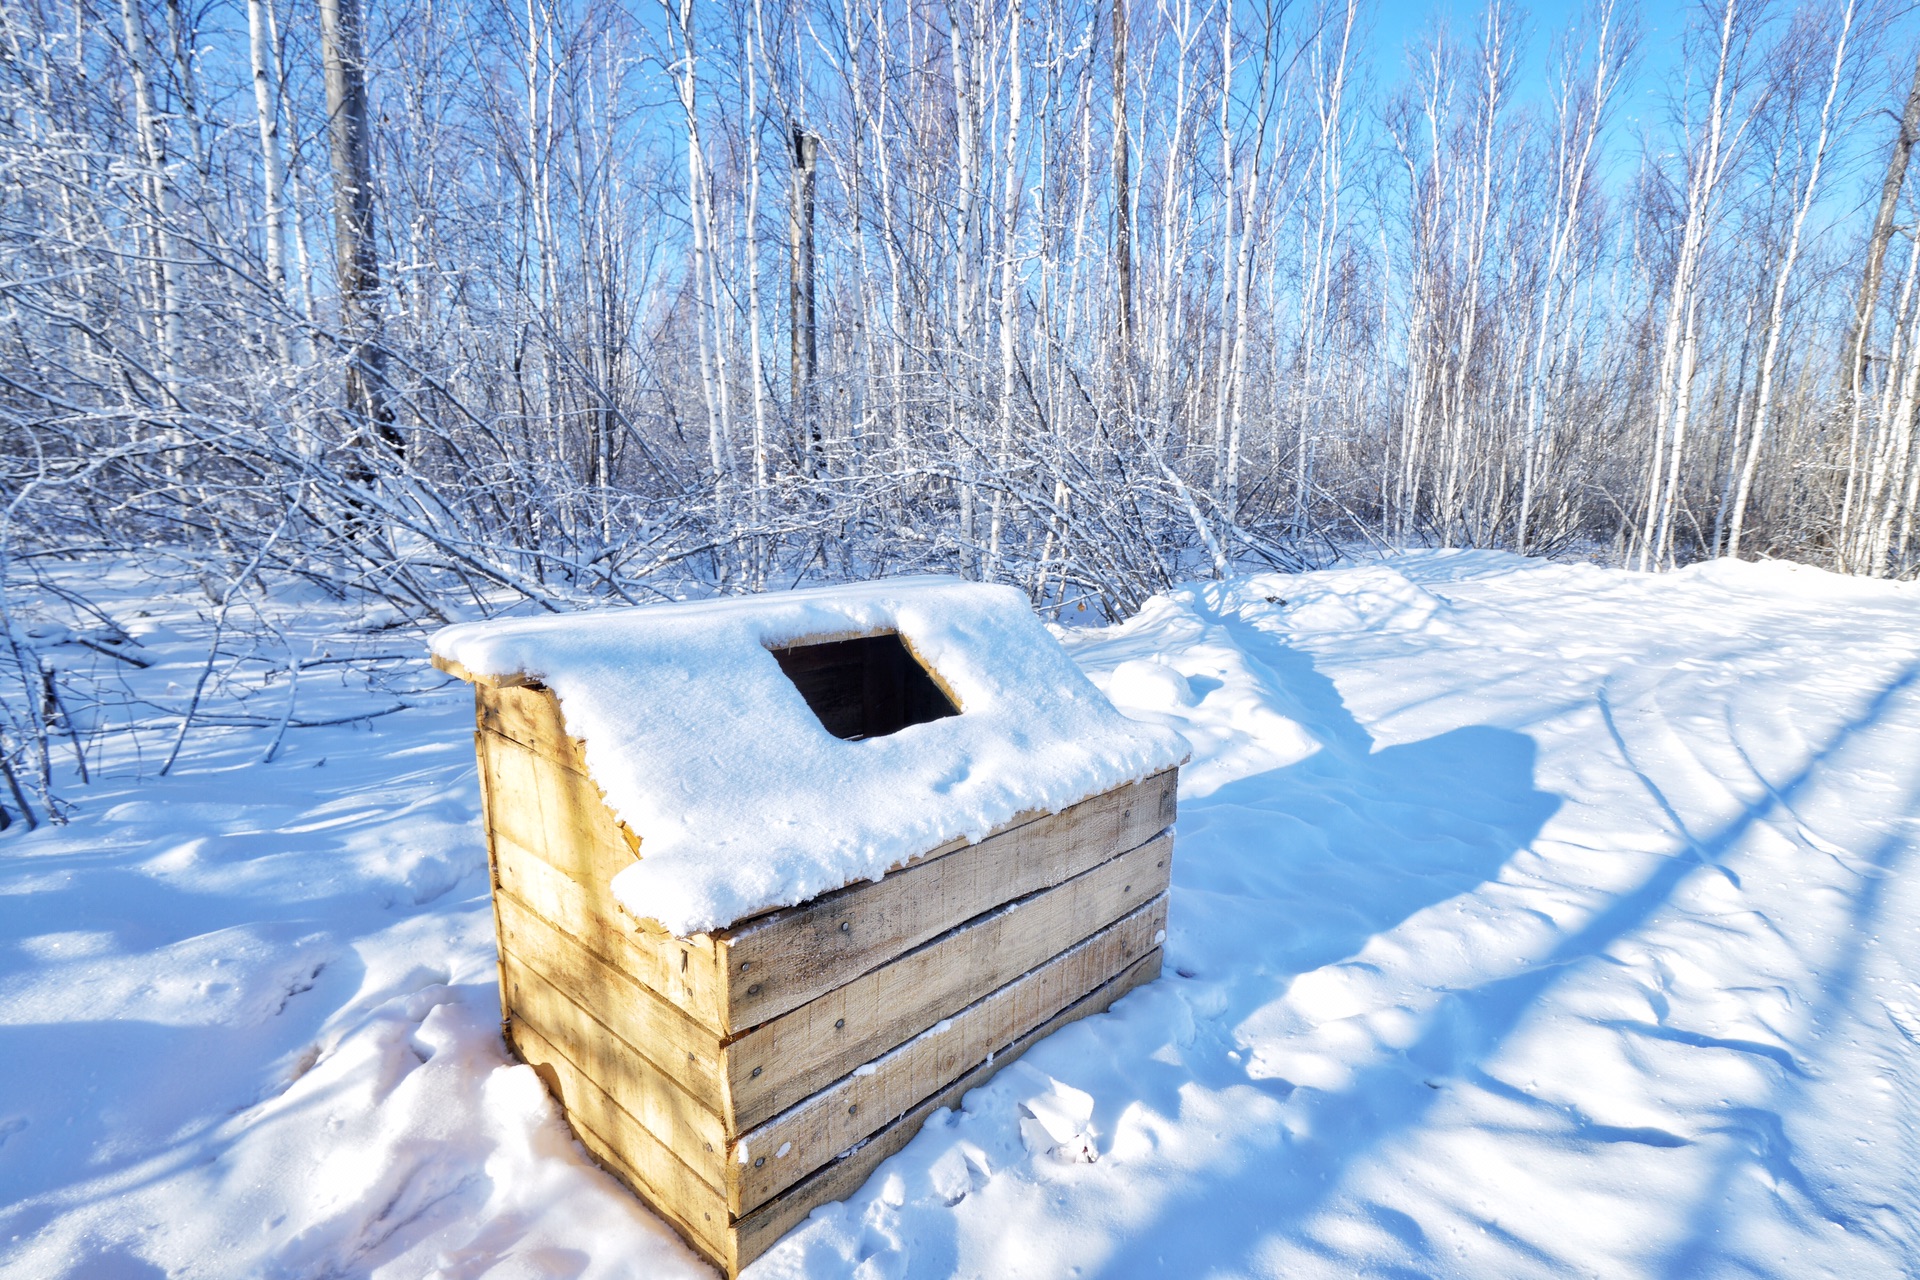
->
<box><xmin>494</xmin><ymin>830</ymin><xmax>1173</xmax><ymax>1135</ymax></box>
<box><xmin>510</xmin><ymin>945</ymin><xmax>1164</xmax><ymax>1278</ymax></box>
<box><xmin>507</xmin><ymin>889</ymin><xmax>1168</xmax><ymax>1215</ymax></box>
<box><xmin>478</xmin><ymin>715</ymin><xmax>1175</xmax><ymax>1038</ymax></box>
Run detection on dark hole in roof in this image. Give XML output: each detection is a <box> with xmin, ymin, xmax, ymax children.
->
<box><xmin>770</xmin><ymin>631</ymin><xmax>960</xmax><ymax>741</ymax></box>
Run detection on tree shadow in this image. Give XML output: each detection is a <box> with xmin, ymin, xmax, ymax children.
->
<box><xmin>1162</xmin><ymin>600</ymin><xmax>1561</xmax><ymax>993</ymax></box>
<box><xmin>1059</xmin><ymin>642</ymin><xmax>1558</xmax><ymax>1277</ymax></box>
<box><xmin>1070</xmin><ymin>636</ymin><xmax>1920</xmax><ymax>1279</ymax></box>
<box><xmin>1658</xmin><ymin>776</ymin><xmax>1920</xmax><ymax>1277</ymax></box>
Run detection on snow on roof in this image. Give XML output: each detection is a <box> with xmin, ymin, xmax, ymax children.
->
<box><xmin>432</xmin><ymin>577</ymin><xmax>1190</xmax><ymax>936</ymax></box>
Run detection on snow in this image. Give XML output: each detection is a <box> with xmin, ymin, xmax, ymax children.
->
<box><xmin>7</xmin><ymin>550</ymin><xmax>1920</xmax><ymax>1277</ymax></box>
<box><xmin>431</xmin><ymin>577</ymin><xmax>1190</xmax><ymax>935</ymax></box>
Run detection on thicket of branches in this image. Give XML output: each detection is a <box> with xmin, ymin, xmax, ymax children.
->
<box><xmin>4</xmin><ymin>0</ymin><xmax>1920</xmax><ymax>821</ymax></box>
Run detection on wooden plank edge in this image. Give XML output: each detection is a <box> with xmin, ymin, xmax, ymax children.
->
<box><xmin>433</xmin><ymin>651</ymin><xmax>543</xmax><ymax>689</ymax></box>
<box><xmin>497</xmin><ymin>845</ymin><xmax>1166</xmax><ymax>1192</ymax></box>
<box><xmin>502</xmin><ymin>949</ymin><xmax>731</xmax><ymax>1186</ymax></box>
<box><xmin>479</xmin><ymin>726</ymin><xmax>644</xmax><ymax>860</ymax></box>
<box><xmin>506</xmin><ymin>1018</ymin><xmax>738</xmax><ymax>1275</ymax></box>
<box><xmin>894</xmin><ymin>630</ymin><xmax>967</xmax><ymax>717</ymax></box>
<box><xmin>494</xmin><ymin>888</ymin><xmax>731</xmax><ymax>1116</ymax></box>
<box><xmin>730</xmin><ymin>892</ymin><xmax>1168</xmax><ymax>1213</ymax></box>
<box><xmin>722</xmin><ymin>834</ymin><xmax>1173</xmax><ymax>1127</ymax></box>
<box><xmin>493</xmin><ymin>812</ymin><xmax>1167</xmax><ymax>1065</ymax></box>
<box><xmin>477</xmin><ymin>730</ymin><xmax>513</xmax><ymax>1033</ymax></box>
<box><xmin>709</xmin><ymin>766</ymin><xmax>1180</xmax><ymax>941</ymax></box>
<box><xmin>491</xmin><ymin>824</ymin><xmax>724</xmax><ymax>1026</ymax></box>
<box><xmin>730</xmin><ymin>944</ymin><xmax>1165</xmax><ymax>1272</ymax></box>
<box><xmin>571</xmin><ymin>1118</ymin><xmax>739</xmax><ymax>1278</ymax></box>
<box><xmin>718</xmin><ymin>771</ymin><xmax>1178</xmax><ymax>1030</ymax></box>
<box><xmin>478</xmin><ymin>684</ymin><xmax>598</xmax><ymax>785</ymax></box>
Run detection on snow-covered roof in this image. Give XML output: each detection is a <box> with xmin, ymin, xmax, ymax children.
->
<box><xmin>432</xmin><ymin>577</ymin><xmax>1190</xmax><ymax>936</ymax></box>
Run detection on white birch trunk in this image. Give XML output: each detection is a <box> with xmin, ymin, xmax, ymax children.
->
<box><xmin>1725</xmin><ymin>0</ymin><xmax>1853</xmax><ymax>560</ymax></box>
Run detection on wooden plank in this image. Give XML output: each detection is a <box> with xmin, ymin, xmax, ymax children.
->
<box><xmin>479</xmin><ymin>724</ymin><xmax>733</xmax><ymax>1032</ymax></box>
<box><xmin>718</xmin><ymin>767</ymin><xmax>1178</xmax><ymax>1031</ymax></box>
<box><xmin>730</xmin><ymin>893</ymin><xmax>1167</xmax><ymax>1214</ymax></box>
<box><xmin>723</xmin><ymin>832</ymin><xmax>1174</xmax><ymax>1131</ymax></box>
<box><xmin>501</xmin><ymin>836</ymin><xmax>1165</xmax><ymax>1203</ymax></box>
<box><xmin>478</xmin><ymin>681</ymin><xmax>594</xmax><ymax>775</ymax></box>
<box><xmin>729</xmin><ymin>946</ymin><xmax>1164</xmax><ymax>1273</ymax></box>
<box><xmin>493</xmin><ymin>825</ymin><xmax>726</xmax><ymax>1026</ymax></box>
<box><xmin>498</xmin><ymin>829</ymin><xmax>1169</xmax><ymax>1142</ymax></box>
<box><xmin>495</xmin><ymin>890</ymin><xmax>730</xmax><ymax>1117</ymax></box>
<box><xmin>477</xmin><ymin>696</ymin><xmax>729</xmax><ymax>1028</ymax></box>
<box><xmin>475</xmin><ymin>727</ymin><xmax>513</xmax><ymax>1033</ymax></box>
<box><xmin>432</xmin><ymin>652</ymin><xmax>541</xmax><ymax>690</ymax></box>
<box><xmin>519</xmin><ymin>948</ymin><xmax>1162</xmax><ymax>1278</ymax></box>
<box><xmin>502</xmin><ymin>952</ymin><xmax>730</xmax><ymax>1192</ymax></box>
<box><xmin>570</xmin><ymin>1114</ymin><xmax>737</xmax><ymax>1277</ymax></box>
<box><xmin>506</xmin><ymin>1017</ymin><xmax>736</xmax><ymax>1274</ymax></box>
<box><xmin>477</xmin><ymin>680</ymin><xmax>1172</xmax><ymax>1034</ymax></box>
<box><xmin>487</xmin><ymin>721</ymin><xmax>1170</xmax><ymax>1040</ymax></box>
<box><xmin>895</xmin><ymin>631</ymin><xmax>967</xmax><ymax>720</ymax></box>
<box><xmin>480</xmin><ymin>727</ymin><xmax>640</xmax><ymax>881</ymax></box>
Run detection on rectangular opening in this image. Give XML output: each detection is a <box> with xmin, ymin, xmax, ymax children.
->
<box><xmin>770</xmin><ymin>632</ymin><xmax>960</xmax><ymax>741</ymax></box>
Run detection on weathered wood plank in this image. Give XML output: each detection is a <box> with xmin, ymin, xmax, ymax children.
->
<box><xmin>432</xmin><ymin>652</ymin><xmax>541</xmax><ymax>691</ymax></box>
<box><xmin>486</xmin><ymin>714</ymin><xmax>1169</xmax><ymax>1041</ymax></box>
<box><xmin>512</xmin><ymin>899</ymin><xmax>1165</xmax><ymax>1227</ymax></box>
<box><xmin>481</xmin><ymin>718</ymin><xmax>726</xmax><ymax>1020</ymax></box>
<box><xmin>502</xmin><ymin>835</ymin><xmax>1167</xmax><ymax>1208</ymax></box>
<box><xmin>521</xmin><ymin>945</ymin><xmax>1165</xmax><ymax>1278</ymax></box>
<box><xmin>479</xmin><ymin>727</ymin><xmax>640</xmax><ymax>881</ymax></box>
<box><xmin>729</xmin><ymin>946</ymin><xmax>1164</xmax><ymax>1273</ymax></box>
<box><xmin>492</xmin><ymin>824</ymin><xmax>725</xmax><ymax>1028</ymax></box>
<box><xmin>496</xmin><ymin>827</ymin><xmax>1170</xmax><ymax>1142</ymax></box>
<box><xmin>506</xmin><ymin>1017</ymin><xmax>736</xmax><ymax>1273</ymax></box>
<box><xmin>570</xmin><ymin>1115</ymin><xmax>737</xmax><ymax>1276</ymax></box>
<box><xmin>502</xmin><ymin>951</ymin><xmax>730</xmax><ymax>1192</ymax></box>
<box><xmin>723</xmin><ymin>832</ymin><xmax>1173</xmax><ymax>1131</ymax></box>
<box><xmin>478</xmin><ymin>681</ymin><xmax>593</xmax><ymax>775</ymax></box>
<box><xmin>730</xmin><ymin>892</ymin><xmax>1167</xmax><ymax>1213</ymax></box>
<box><xmin>495</xmin><ymin>889</ymin><xmax>730</xmax><ymax>1117</ymax></box>
<box><xmin>718</xmin><ymin>768</ymin><xmax>1178</xmax><ymax>1031</ymax></box>
<box><xmin>474</xmin><ymin>727</ymin><xmax>513</xmax><ymax>1032</ymax></box>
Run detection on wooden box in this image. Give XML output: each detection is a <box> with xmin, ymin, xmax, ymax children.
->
<box><xmin>456</xmin><ymin>671</ymin><xmax>1177</xmax><ymax>1275</ymax></box>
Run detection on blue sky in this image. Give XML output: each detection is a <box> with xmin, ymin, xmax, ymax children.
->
<box><xmin>1365</xmin><ymin>0</ymin><xmax>1683</xmax><ymax>121</ymax></box>
<box><xmin>1355</xmin><ymin>0</ymin><xmax>1918</xmax><ymax>234</ymax></box>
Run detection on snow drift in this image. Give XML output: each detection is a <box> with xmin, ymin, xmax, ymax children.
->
<box><xmin>4</xmin><ymin>550</ymin><xmax>1920</xmax><ymax>1278</ymax></box>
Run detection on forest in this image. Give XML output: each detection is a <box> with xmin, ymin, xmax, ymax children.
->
<box><xmin>3</xmin><ymin>0</ymin><xmax>1919</xmax><ymax>822</ymax></box>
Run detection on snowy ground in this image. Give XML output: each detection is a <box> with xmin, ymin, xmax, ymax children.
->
<box><xmin>4</xmin><ymin>550</ymin><xmax>1920</xmax><ymax>1279</ymax></box>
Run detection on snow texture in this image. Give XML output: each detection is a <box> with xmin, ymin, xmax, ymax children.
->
<box><xmin>431</xmin><ymin>577</ymin><xmax>1189</xmax><ymax>935</ymax></box>
<box><xmin>8</xmin><ymin>550</ymin><xmax>1920</xmax><ymax>1278</ymax></box>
